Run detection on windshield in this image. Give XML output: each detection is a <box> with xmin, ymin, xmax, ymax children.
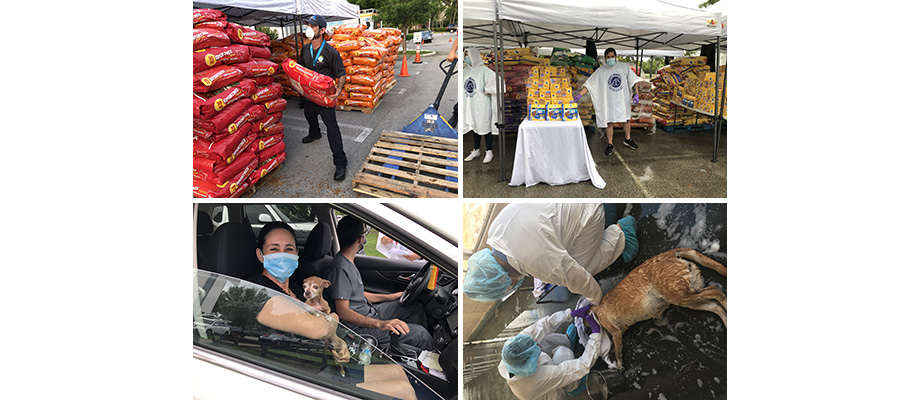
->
<box><xmin>193</xmin><ymin>270</ymin><xmax>443</xmax><ymax>400</ymax></box>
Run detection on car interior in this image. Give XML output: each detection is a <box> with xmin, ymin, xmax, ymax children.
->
<box><xmin>194</xmin><ymin>203</ymin><xmax>459</xmax><ymax>400</ymax></box>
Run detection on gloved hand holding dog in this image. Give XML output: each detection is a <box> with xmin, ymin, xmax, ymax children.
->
<box><xmin>571</xmin><ymin>305</ymin><xmax>601</xmax><ymax>334</ymax></box>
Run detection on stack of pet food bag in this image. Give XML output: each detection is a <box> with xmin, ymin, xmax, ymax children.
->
<box><xmin>326</xmin><ymin>24</ymin><xmax>402</xmax><ymax>111</ymax></box>
<box><xmin>193</xmin><ymin>9</ymin><xmax>287</xmax><ymax>198</ymax></box>
<box><xmin>651</xmin><ymin>56</ymin><xmax>727</xmax><ymax>128</ymax></box>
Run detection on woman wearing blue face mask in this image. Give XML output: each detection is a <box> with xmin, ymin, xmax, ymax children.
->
<box><xmin>252</xmin><ymin>221</ymin><xmax>306</xmax><ymax>300</ymax></box>
<box><xmin>574</xmin><ymin>48</ymin><xmax>641</xmax><ymax>155</ymax></box>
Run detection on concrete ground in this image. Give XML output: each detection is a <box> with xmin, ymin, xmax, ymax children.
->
<box><xmin>461</xmin><ymin>123</ymin><xmax>727</xmax><ymax>198</ymax></box>
<box><xmin>249</xmin><ymin>32</ymin><xmax>459</xmax><ymax>198</ymax></box>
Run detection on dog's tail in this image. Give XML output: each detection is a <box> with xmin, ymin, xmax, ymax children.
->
<box><xmin>676</xmin><ymin>249</ymin><xmax>726</xmax><ymax>276</ymax></box>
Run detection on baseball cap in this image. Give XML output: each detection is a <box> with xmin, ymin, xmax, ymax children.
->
<box><xmin>306</xmin><ymin>15</ymin><xmax>327</xmax><ymax>28</ymax></box>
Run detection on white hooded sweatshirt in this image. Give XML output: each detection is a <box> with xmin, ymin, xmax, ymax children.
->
<box><xmin>584</xmin><ymin>61</ymin><xmax>640</xmax><ymax>124</ymax></box>
<box><xmin>462</xmin><ymin>48</ymin><xmax>499</xmax><ymax>135</ymax></box>
<box><xmin>487</xmin><ymin>203</ymin><xmax>625</xmax><ymax>305</ymax></box>
<box><xmin>498</xmin><ymin>309</ymin><xmax>602</xmax><ymax>400</ymax></box>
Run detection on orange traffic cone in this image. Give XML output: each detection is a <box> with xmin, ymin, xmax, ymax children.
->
<box><xmin>448</xmin><ymin>36</ymin><xmax>452</xmax><ymax>42</ymax></box>
<box><xmin>413</xmin><ymin>43</ymin><xmax>422</xmax><ymax>64</ymax></box>
<box><xmin>399</xmin><ymin>54</ymin><xmax>410</xmax><ymax>77</ymax></box>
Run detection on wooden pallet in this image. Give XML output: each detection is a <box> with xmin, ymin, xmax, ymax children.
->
<box><xmin>352</xmin><ymin>130</ymin><xmax>458</xmax><ymax>198</ymax></box>
<box><xmin>241</xmin><ymin>163</ymin><xmax>283</xmax><ymax>198</ymax></box>
<box><xmin>660</xmin><ymin>124</ymin><xmax>713</xmax><ymax>133</ymax></box>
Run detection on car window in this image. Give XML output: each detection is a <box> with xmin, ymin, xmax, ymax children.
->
<box><xmin>193</xmin><ymin>270</ymin><xmax>443</xmax><ymax>400</ymax></box>
<box><xmin>364</xmin><ymin>228</ymin><xmax>428</xmax><ymax>264</ymax></box>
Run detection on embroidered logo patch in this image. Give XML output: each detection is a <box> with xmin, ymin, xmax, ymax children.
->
<box><xmin>464</xmin><ymin>77</ymin><xmax>477</xmax><ymax>97</ymax></box>
<box><xmin>608</xmin><ymin>73</ymin><xmax>624</xmax><ymax>92</ymax></box>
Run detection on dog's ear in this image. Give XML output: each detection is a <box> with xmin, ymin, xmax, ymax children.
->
<box><xmin>323</xmin><ymin>279</ymin><xmax>331</xmax><ymax>288</ymax></box>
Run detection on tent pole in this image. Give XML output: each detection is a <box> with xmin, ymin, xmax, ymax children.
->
<box><xmin>712</xmin><ymin>36</ymin><xmax>721</xmax><ymax>163</ymax></box>
<box><xmin>495</xmin><ymin>18</ymin><xmax>507</xmax><ymax>182</ymax></box>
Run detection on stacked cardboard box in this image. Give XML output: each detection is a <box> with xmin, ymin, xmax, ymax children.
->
<box><xmin>651</xmin><ymin>56</ymin><xmax>724</xmax><ymax>126</ymax></box>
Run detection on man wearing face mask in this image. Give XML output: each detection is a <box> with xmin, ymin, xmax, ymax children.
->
<box><xmin>574</xmin><ymin>48</ymin><xmax>641</xmax><ymax>154</ymax></box>
<box><xmin>324</xmin><ymin>216</ymin><xmax>435</xmax><ymax>351</ymax></box>
<box><xmin>299</xmin><ymin>15</ymin><xmax>349</xmax><ymax>181</ymax></box>
<box><xmin>462</xmin><ymin>47</ymin><xmax>499</xmax><ymax>164</ymax></box>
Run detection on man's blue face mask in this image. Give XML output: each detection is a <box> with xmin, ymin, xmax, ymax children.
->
<box><xmin>606</xmin><ymin>58</ymin><xmax>617</xmax><ymax>67</ymax></box>
<box><xmin>263</xmin><ymin>252</ymin><xmax>299</xmax><ymax>283</ymax></box>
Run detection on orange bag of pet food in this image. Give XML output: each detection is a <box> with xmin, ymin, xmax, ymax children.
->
<box><xmin>336</xmin><ymin>24</ymin><xmax>365</xmax><ymax>36</ymax></box>
<box><xmin>344</xmin><ymin>84</ymin><xmax>374</xmax><ymax>95</ymax></box>
<box><xmin>334</xmin><ymin>40</ymin><xmax>363</xmax><ymax>52</ymax></box>
<box><xmin>235</xmin><ymin>59</ymin><xmax>279</xmax><ymax>77</ymax></box>
<box><xmin>282</xmin><ymin>59</ymin><xmax>335</xmax><ymax>95</ymax></box>
<box><xmin>342</xmin><ymin>99</ymin><xmax>374</xmax><ymax>109</ymax></box>
<box><xmin>193</xmin><ymin>28</ymin><xmax>231</xmax><ymax>50</ymax></box>
<box><xmin>193</xmin><ymin>65</ymin><xmax>243</xmax><ymax>93</ymax></box>
<box><xmin>350</xmin><ymin>49</ymin><xmax>381</xmax><ymax>60</ymax></box>
<box><xmin>225</xmin><ymin>23</ymin><xmax>271</xmax><ymax>46</ymax></box>
<box><xmin>342</xmin><ymin>58</ymin><xmax>353</xmax><ymax>68</ymax></box>
<box><xmin>379</xmin><ymin>28</ymin><xmax>401</xmax><ymax>37</ymax></box>
<box><xmin>352</xmin><ymin>57</ymin><xmax>380</xmax><ymax>67</ymax></box>
<box><xmin>348</xmin><ymin>73</ymin><xmax>380</xmax><ymax>87</ymax></box>
<box><xmin>250</xmin><ymin>83</ymin><xmax>282</xmax><ymax>103</ymax></box>
<box><xmin>199</xmin><ymin>79</ymin><xmax>256</xmax><ymax>118</ymax></box>
<box><xmin>345</xmin><ymin>65</ymin><xmax>375</xmax><ymax>76</ymax></box>
<box><xmin>193</xmin><ymin>44</ymin><xmax>251</xmax><ymax>73</ymax></box>
<box><xmin>332</xmin><ymin>34</ymin><xmax>355</xmax><ymax>42</ymax></box>
<box><xmin>193</xmin><ymin>9</ymin><xmax>226</xmax><ymax>24</ymax></box>
<box><xmin>349</xmin><ymin>92</ymin><xmax>374</xmax><ymax>101</ymax></box>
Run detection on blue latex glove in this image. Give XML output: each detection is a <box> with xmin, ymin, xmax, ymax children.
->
<box><xmin>585</xmin><ymin>314</ymin><xmax>601</xmax><ymax>334</ymax></box>
<box><xmin>632</xmin><ymin>93</ymin><xmax>639</xmax><ymax>104</ymax></box>
<box><xmin>573</xmin><ymin>94</ymin><xmax>582</xmax><ymax>102</ymax></box>
<box><xmin>571</xmin><ymin>305</ymin><xmax>592</xmax><ymax>319</ymax></box>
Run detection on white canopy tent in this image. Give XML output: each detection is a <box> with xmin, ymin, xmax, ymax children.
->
<box><xmin>194</xmin><ymin>0</ymin><xmax>359</xmax><ymax>30</ymax></box>
<box><xmin>462</xmin><ymin>0</ymin><xmax>728</xmax><ymax>178</ymax></box>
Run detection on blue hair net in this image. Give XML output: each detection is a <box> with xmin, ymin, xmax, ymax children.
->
<box><xmin>464</xmin><ymin>248</ymin><xmax>513</xmax><ymax>302</ymax></box>
<box><xmin>502</xmin><ymin>334</ymin><xmax>541</xmax><ymax>377</ymax></box>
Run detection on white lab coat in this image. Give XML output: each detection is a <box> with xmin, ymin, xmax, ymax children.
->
<box><xmin>583</xmin><ymin>62</ymin><xmax>640</xmax><ymax>124</ymax></box>
<box><xmin>462</xmin><ymin>48</ymin><xmax>499</xmax><ymax>135</ymax></box>
<box><xmin>487</xmin><ymin>203</ymin><xmax>625</xmax><ymax>305</ymax></box>
<box><xmin>498</xmin><ymin>309</ymin><xmax>602</xmax><ymax>400</ymax></box>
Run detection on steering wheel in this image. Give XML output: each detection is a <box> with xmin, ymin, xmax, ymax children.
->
<box><xmin>399</xmin><ymin>261</ymin><xmax>433</xmax><ymax>306</ymax></box>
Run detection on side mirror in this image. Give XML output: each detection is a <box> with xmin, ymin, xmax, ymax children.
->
<box><xmin>258</xmin><ymin>214</ymin><xmax>273</xmax><ymax>223</ymax></box>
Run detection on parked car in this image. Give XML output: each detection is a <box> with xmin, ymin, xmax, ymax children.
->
<box><xmin>446</xmin><ymin>25</ymin><xmax>456</xmax><ymax>33</ymax></box>
<box><xmin>193</xmin><ymin>203</ymin><xmax>459</xmax><ymax>400</ymax></box>
<box><xmin>420</xmin><ymin>30</ymin><xmax>433</xmax><ymax>43</ymax></box>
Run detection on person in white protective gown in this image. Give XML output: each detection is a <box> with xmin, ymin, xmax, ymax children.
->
<box><xmin>575</xmin><ymin>48</ymin><xmax>641</xmax><ymax>154</ymax></box>
<box><xmin>498</xmin><ymin>308</ymin><xmax>602</xmax><ymax>400</ymax></box>
<box><xmin>463</xmin><ymin>203</ymin><xmax>638</xmax><ymax>305</ymax></box>
<box><xmin>461</xmin><ymin>47</ymin><xmax>500</xmax><ymax>164</ymax></box>
<box><xmin>375</xmin><ymin>234</ymin><xmax>426</xmax><ymax>265</ymax></box>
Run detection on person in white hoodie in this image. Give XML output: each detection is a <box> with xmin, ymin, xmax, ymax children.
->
<box><xmin>575</xmin><ymin>48</ymin><xmax>641</xmax><ymax>154</ymax></box>
<box><xmin>462</xmin><ymin>47</ymin><xmax>499</xmax><ymax>164</ymax></box>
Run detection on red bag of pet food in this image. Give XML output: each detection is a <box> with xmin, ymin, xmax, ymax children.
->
<box><xmin>193</xmin><ymin>65</ymin><xmax>243</xmax><ymax>93</ymax></box>
<box><xmin>193</xmin><ymin>28</ymin><xmax>231</xmax><ymax>50</ymax></box>
<box><xmin>242</xmin><ymin>104</ymin><xmax>267</xmax><ymax>125</ymax></box>
<box><xmin>257</xmin><ymin>112</ymin><xmax>283</xmax><ymax>131</ymax></box>
<box><xmin>303</xmin><ymin>86</ymin><xmax>337</xmax><ymax>108</ymax></box>
<box><xmin>261</xmin><ymin>121</ymin><xmax>284</xmax><ymax>137</ymax></box>
<box><xmin>225</xmin><ymin>23</ymin><xmax>271</xmax><ymax>46</ymax></box>
<box><xmin>248</xmin><ymin>152</ymin><xmax>286</xmax><ymax>185</ymax></box>
<box><xmin>193</xmin><ymin>124</ymin><xmax>247</xmax><ymax>161</ymax></box>
<box><xmin>259</xmin><ymin>141</ymin><xmax>286</xmax><ymax>163</ymax></box>
<box><xmin>194</xmin><ymin>157</ymin><xmax>255</xmax><ymax>198</ymax></box>
<box><xmin>194</xmin><ymin>149</ymin><xmax>256</xmax><ymax>184</ymax></box>
<box><xmin>193</xmin><ymin>9</ymin><xmax>226</xmax><ymax>24</ymax></box>
<box><xmin>252</xmin><ymin>76</ymin><xmax>274</xmax><ymax>86</ymax></box>
<box><xmin>262</xmin><ymin>98</ymin><xmax>287</xmax><ymax>114</ymax></box>
<box><xmin>195</xmin><ymin>20</ymin><xmax>228</xmax><ymax>30</ymax></box>
<box><xmin>193</xmin><ymin>94</ymin><xmax>205</xmax><ymax>118</ymax></box>
<box><xmin>248</xmin><ymin>133</ymin><xmax>284</xmax><ymax>153</ymax></box>
<box><xmin>235</xmin><ymin>59</ymin><xmax>279</xmax><ymax>78</ymax></box>
<box><xmin>193</xmin><ymin>44</ymin><xmax>251</xmax><ymax>73</ymax></box>
<box><xmin>282</xmin><ymin>59</ymin><xmax>335</xmax><ymax>95</ymax></box>
<box><xmin>250</xmin><ymin>83</ymin><xmax>283</xmax><ymax>103</ymax></box>
<box><xmin>199</xmin><ymin>79</ymin><xmax>256</xmax><ymax>118</ymax></box>
<box><xmin>194</xmin><ymin>98</ymin><xmax>252</xmax><ymax>135</ymax></box>
<box><xmin>247</xmin><ymin>46</ymin><xmax>271</xmax><ymax>59</ymax></box>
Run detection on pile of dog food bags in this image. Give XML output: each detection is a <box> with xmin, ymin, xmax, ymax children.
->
<box><xmin>193</xmin><ymin>9</ymin><xmax>287</xmax><ymax>198</ymax></box>
<box><xmin>651</xmin><ymin>56</ymin><xmax>726</xmax><ymax>126</ymax></box>
<box><xmin>327</xmin><ymin>24</ymin><xmax>402</xmax><ymax>111</ymax></box>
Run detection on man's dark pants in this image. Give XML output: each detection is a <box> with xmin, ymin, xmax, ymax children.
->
<box><xmin>303</xmin><ymin>100</ymin><xmax>347</xmax><ymax>167</ymax></box>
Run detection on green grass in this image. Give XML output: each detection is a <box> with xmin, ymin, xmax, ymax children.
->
<box><xmin>364</xmin><ymin>230</ymin><xmax>385</xmax><ymax>258</ymax></box>
<box><xmin>398</xmin><ymin>50</ymin><xmax>435</xmax><ymax>56</ymax></box>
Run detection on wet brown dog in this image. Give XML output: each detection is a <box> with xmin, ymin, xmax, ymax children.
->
<box><xmin>592</xmin><ymin>248</ymin><xmax>727</xmax><ymax>371</ymax></box>
<box><xmin>302</xmin><ymin>276</ymin><xmax>333</xmax><ymax>316</ymax></box>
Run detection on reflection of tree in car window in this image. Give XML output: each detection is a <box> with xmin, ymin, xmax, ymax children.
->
<box><xmin>213</xmin><ymin>286</ymin><xmax>271</xmax><ymax>334</ymax></box>
<box><xmin>275</xmin><ymin>205</ymin><xmax>314</xmax><ymax>223</ymax></box>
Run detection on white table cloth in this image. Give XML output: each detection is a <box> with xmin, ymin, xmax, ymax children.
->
<box><xmin>509</xmin><ymin>119</ymin><xmax>606</xmax><ymax>189</ymax></box>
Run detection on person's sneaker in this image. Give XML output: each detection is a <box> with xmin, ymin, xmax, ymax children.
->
<box><xmin>302</xmin><ymin>135</ymin><xmax>322</xmax><ymax>144</ymax></box>
<box><xmin>483</xmin><ymin>150</ymin><xmax>494</xmax><ymax>163</ymax></box>
<box><xmin>334</xmin><ymin>166</ymin><xmax>347</xmax><ymax>181</ymax></box>
<box><xmin>604</xmin><ymin>143</ymin><xmax>614</xmax><ymax>155</ymax></box>
<box><xmin>464</xmin><ymin>148</ymin><xmax>481</xmax><ymax>161</ymax></box>
<box><xmin>623</xmin><ymin>138</ymin><xmax>638</xmax><ymax>150</ymax></box>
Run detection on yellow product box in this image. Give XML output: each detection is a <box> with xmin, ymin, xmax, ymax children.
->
<box><xmin>563</xmin><ymin>103</ymin><xmax>579</xmax><ymax>121</ymax></box>
<box><xmin>529</xmin><ymin>102</ymin><xmax>547</xmax><ymax>121</ymax></box>
<box><xmin>546</xmin><ymin>104</ymin><xmax>564</xmax><ymax>121</ymax></box>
